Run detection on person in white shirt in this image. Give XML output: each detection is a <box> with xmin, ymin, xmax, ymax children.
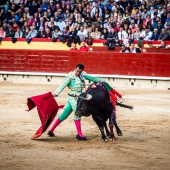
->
<box><xmin>139</xmin><ymin>26</ymin><xmax>153</xmax><ymax>40</ymax></box>
<box><xmin>90</xmin><ymin>3</ymin><xmax>103</xmax><ymax>18</ymax></box>
<box><xmin>77</xmin><ymin>26</ymin><xmax>88</xmax><ymax>42</ymax></box>
<box><xmin>118</xmin><ymin>26</ymin><xmax>128</xmax><ymax>41</ymax></box>
<box><xmin>56</xmin><ymin>17</ymin><xmax>66</xmax><ymax>32</ymax></box>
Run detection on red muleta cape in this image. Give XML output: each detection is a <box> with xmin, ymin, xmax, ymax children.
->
<box><xmin>26</xmin><ymin>92</ymin><xmax>64</xmax><ymax>140</ymax></box>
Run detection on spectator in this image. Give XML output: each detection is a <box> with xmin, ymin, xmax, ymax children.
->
<box><xmin>5</xmin><ymin>25</ymin><xmax>15</xmax><ymax>38</ymax></box>
<box><xmin>52</xmin><ymin>27</ymin><xmax>61</xmax><ymax>42</ymax></box>
<box><xmin>120</xmin><ymin>44</ymin><xmax>130</xmax><ymax>53</ymax></box>
<box><xmin>22</xmin><ymin>26</ymin><xmax>30</xmax><ymax>38</ymax></box>
<box><xmin>26</xmin><ymin>26</ymin><xmax>38</xmax><ymax>43</ymax></box>
<box><xmin>0</xmin><ymin>26</ymin><xmax>6</xmax><ymax>42</ymax></box>
<box><xmin>142</xmin><ymin>14</ymin><xmax>152</xmax><ymax>29</ymax></box>
<box><xmin>14</xmin><ymin>27</ymin><xmax>23</xmax><ymax>38</ymax></box>
<box><xmin>130</xmin><ymin>43</ymin><xmax>141</xmax><ymax>53</ymax></box>
<box><xmin>135</xmin><ymin>14</ymin><xmax>143</xmax><ymax>29</ymax></box>
<box><xmin>104</xmin><ymin>28</ymin><xmax>117</xmax><ymax>46</ymax></box>
<box><xmin>40</xmin><ymin>0</ymin><xmax>49</xmax><ymax>13</ymax></box>
<box><xmin>150</xmin><ymin>28</ymin><xmax>160</xmax><ymax>40</ymax></box>
<box><xmin>101</xmin><ymin>28</ymin><xmax>108</xmax><ymax>40</ymax></box>
<box><xmin>158</xmin><ymin>28</ymin><xmax>169</xmax><ymax>41</ymax></box>
<box><xmin>67</xmin><ymin>26</ymin><xmax>80</xmax><ymax>47</ymax></box>
<box><xmin>118</xmin><ymin>26</ymin><xmax>128</xmax><ymax>41</ymax></box>
<box><xmin>44</xmin><ymin>28</ymin><xmax>52</xmax><ymax>39</ymax></box>
<box><xmin>90</xmin><ymin>27</ymin><xmax>101</xmax><ymax>40</ymax></box>
<box><xmin>37</xmin><ymin>26</ymin><xmax>46</xmax><ymax>38</ymax></box>
<box><xmin>79</xmin><ymin>41</ymin><xmax>88</xmax><ymax>52</ymax></box>
<box><xmin>139</xmin><ymin>26</ymin><xmax>153</xmax><ymax>40</ymax></box>
<box><xmin>156</xmin><ymin>40</ymin><xmax>166</xmax><ymax>48</ymax></box>
<box><xmin>70</xmin><ymin>43</ymin><xmax>79</xmax><ymax>51</ymax></box>
<box><xmin>77</xmin><ymin>26</ymin><xmax>88</xmax><ymax>42</ymax></box>
<box><xmin>56</xmin><ymin>16</ymin><xmax>66</xmax><ymax>32</ymax></box>
<box><xmin>114</xmin><ymin>37</ymin><xmax>122</xmax><ymax>47</ymax></box>
<box><xmin>58</xmin><ymin>27</ymin><xmax>69</xmax><ymax>43</ymax></box>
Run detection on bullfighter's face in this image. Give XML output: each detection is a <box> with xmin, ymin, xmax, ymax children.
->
<box><xmin>75</xmin><ymin>67</ymin><xmax>83</xmax><ymax>77</ymax></box>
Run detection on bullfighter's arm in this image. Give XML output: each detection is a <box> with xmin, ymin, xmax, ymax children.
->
<box><xmin>54</xmin><ymin>76</ymin><xmax>72</xmax><ymax>96</ymax></box>
<box><xmin>82</xmin><ymin>72</ymin><xmax>105</xmax><ymax>82</ymax></box>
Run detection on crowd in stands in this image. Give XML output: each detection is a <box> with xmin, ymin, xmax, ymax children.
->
<box><xmin>0</xmin><ymin>0</ymin><xmax>170</xmax><ymax>49</ymax></box>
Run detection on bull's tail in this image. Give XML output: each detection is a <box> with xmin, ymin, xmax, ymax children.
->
<box><xmin>116</xmin><ymin>102</ymin><xmax>133</xmax><ymax>110</ymax></box>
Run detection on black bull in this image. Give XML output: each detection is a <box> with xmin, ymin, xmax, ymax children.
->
<box><xmin>75</xmin><ymin>83</ymin><xmax>133</xmax><ymax>142</ymax></box>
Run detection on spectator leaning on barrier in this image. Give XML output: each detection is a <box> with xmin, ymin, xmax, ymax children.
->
<box><xmin>130</xmin><ymin>43</ymin><xmax>141</xmax><ymax>53</ymax></box>
<box><xmin>5</xmin><ymin>25</ymin><xmax>15</xmax><ymax>38</ymax></box>
<box><xmin>139</xmin><ymin>26</ymin><xmax>153</xmax><ymax>40</ymax></box>
<box><xmin>158</xmin><ymin>28</ymin><xmax>169</xmax><ymax>41</ymax></box>
<box><xmin>26</xmin><ymin>25</ymin><xmax>37</xmax><ymax>43</ymax></box>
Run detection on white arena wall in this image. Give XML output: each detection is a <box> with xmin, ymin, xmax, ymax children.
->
<box><xmin>0</xmin><ymin>71</ymin><xmax>170</xmax><ymax>90</ymax></box>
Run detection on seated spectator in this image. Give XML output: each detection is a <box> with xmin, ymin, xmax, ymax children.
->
<box><xmin>134</xmin><ymin>27</ymin><xmax>142</xmax><ymax>40</ymax></box>
<box><xmin>101</xmin><ymin>28</ymin><xmax>108</xmax><ymax>40</ymax></box>
<box><xmin>142</xmin><ymin>14</ymin><xmax>152</xmax><ymax>29</ymax></box>
<box><xmin>58</xmin><ymin>27</ymin><xmax>69</xmax><ymax>43</ymax></box>
<box><xmin>148</xmin><ymin>41</ymin><xmax>154</xmax><ymax>48</ymax></box>
<box><xmin>114</xmin><ymin>37</ymin><xmax>122</xmax><ymax>47</ymax></box>
<box><xmin>90</xmin><ymin>27</ymin><xmax>101</xmax><ymax>39</ymax></box>
<box><xmin>158</xmin><ymin>28</ymin><xmax>169</xmax><ymax>41</ymax></box>
<box><xmin>126</xmin><ymin>28</ymin><xmax>135</xmax><ymax>44</ymax></box>
<box><xmin>104</xmin><ymin>28</ymin><xmax>117</xmax><ymax>46</ymax></box>
<box><xmin>70</xmin><ymin>43</ymin><xmax>79</xmax><ymax>51</ymax></box>
<box><xmin>120</xmin><ymin>44</ymin><xmax>130</xmax><ymax>53</ymax></box>
<box><xmin>79</xmin><ymin>42</ymin><xmax>88</xmax><ymax>52</ymax></box>
<box><xmin>156</xmin><ymin>41</ymin><xmax>166</xmax><ymax>48</ymax></box>
<box><xmin>67</xmin><ymin>26</ymin><xmax>80</xmax><ymax>47</ymax></box>
<box><xmin>130</xmin><ymin>43</ymin><xmax>141</xmax><ymax>53</ymax></box>
<box><xmin>77</xmin><ymin>26</ymin><xmax>88</xmax><ymax>43</ymax></box>
<box><xmin>118</xmin><ymin>26</ymin><xmax>128</xmax><ymax>41</ymax></box>
<box><xmin>150</xmin><ymin>28</ymin><xmax>160</xmax><ymax>40</ymax></box>
<box><xmin>52</xmin><ymin>27</ymin><xmax>61</xmax><ymax>42</ymax></box>
<box><xmin>26</xmin><ymin>26</ymin><xmax>38</xmax><ymax>43</ymax></box>
<box><xmin>44</xmin><ymin>28</ymin><xmax>52</xmax><ymax>39</ymax></box>
<box><xmin>139</xmin><ymin>26</ymin><xmax>153</xmax><ymax>40</ymax></box>
<box><xmin>37</xmin><ymin>26</ymin><xmax>46</xmax><ymax>38</ymax></box>
<box><xmin>5</xmin><ymin>25</ymin><xmax>15</xmax><ymax>38</ymax></box>
<box><xmin>22</xmin><ymin>27</ymin><xmax>30</xmax><ymax>38</ymax></box>
<box><xmin>56</xmin><ymin>16</ymin><xmax>66</xmax><ymax>32</ymax></box>
<box><xmin>0</xmin><ymin>26</ymin><xmax>6</xmax><ymax>42</ymax></box>
<box><xmin>13</xmin><ymin>27</ymin><xmax>23</xmax><ymax>39</ymax></box>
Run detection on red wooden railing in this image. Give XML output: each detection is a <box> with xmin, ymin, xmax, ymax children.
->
<box><xmin>0</xmin><ymin>49</ymin><xmax>170</xmax><ymax>77</ymax></box>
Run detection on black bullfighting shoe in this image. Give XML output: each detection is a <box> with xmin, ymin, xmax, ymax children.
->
<box><xmin>76</xmin><ymin>134</ymin><xmax>87</xmax><ymax>141</ymax></box>
<box><xmin>47</xmin><ymin>131</ymin><xmax>55</xmax><ymax>137</ymax></box>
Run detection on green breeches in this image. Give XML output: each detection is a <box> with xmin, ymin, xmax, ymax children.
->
<box><xmin>58</xmin><ymin>96</ymin><xmax>80</xmax><ymax>121</ymax></box>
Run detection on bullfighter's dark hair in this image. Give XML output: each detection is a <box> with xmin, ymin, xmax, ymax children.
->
<box><xmin>76</xmin><ymin>63</ymin><xmax>84</xmax><ymax>70</ymax></box>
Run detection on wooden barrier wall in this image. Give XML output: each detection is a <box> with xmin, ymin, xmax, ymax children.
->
<box><xmin>0</xmin><ymin>49</ymin><xmax>170</xmax><ymax>77</ymax></box>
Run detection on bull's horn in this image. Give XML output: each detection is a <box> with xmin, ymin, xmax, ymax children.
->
<box><xmin>82</xmin><ymin>94</ymin><xmax>92</xmax><ymax>101</ymax></box>
<box><xmin>68</xmin><ymin>93</ymin><xmax>92</xmax><ymax>101</ymax></box>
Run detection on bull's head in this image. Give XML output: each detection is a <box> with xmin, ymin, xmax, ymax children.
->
<box><xmin>72</xmin><ymin>92</ymin><xmax>93</xmax><ymax>118</ymax></box>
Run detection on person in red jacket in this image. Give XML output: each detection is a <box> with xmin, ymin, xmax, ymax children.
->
<box><xmin>70</xmin><ymin>43</ymin><xmax>79</xmax><ymax>51</ymax></box>
<box><xmin>79</xmin><ymin>42</ymin><xmax>89</xmax><ymax>52</ymax></box>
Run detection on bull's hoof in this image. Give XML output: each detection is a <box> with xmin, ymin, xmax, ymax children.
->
<box><xmin>76</xmin><ymin>134</ymin><xmax>87</xmax><ymax>141</ymax></box>
<box><xmin>110</xmin><ymin>137</ymin><xmax>116</xmax><ymax>142</ymax></box>
<box><xmin>117</xmin><ymin>132</ymin><xmax>123</xmax><ymax>136</ymax></box>
<box><xmin>47</xmin><ymin>131</ymin><xmax>55</xmax><ymax>137</ymax></box>
<box><xmin>101</xmin><ymin>139</ymin><xmax>108</xmax><ymax>142</ymax></box>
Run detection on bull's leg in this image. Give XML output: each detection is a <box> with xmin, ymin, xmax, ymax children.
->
<box><xmin>109</xmin><ymin>109</ymin><xmax>116</xmax><ymax>141</ymax></box>
<box><xmin>104</xmin><ymin>122</ymin><xmax>110</xmax><ymax>138</ymax></box>
<box><xmin>92</xmin><ymin>116</ymin><xmax>107</xmax><ymax>142</ymax></box>
<box><xmin>114</xmin><ymin>121</ymin><xmax>123</xmax><ymax>136</ymax></box>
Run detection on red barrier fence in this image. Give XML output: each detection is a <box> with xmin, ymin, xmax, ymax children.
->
<box><xmin>0</xmin><ymin>49</ymin><xmax>170</xmax><ymax>77</ymax></box>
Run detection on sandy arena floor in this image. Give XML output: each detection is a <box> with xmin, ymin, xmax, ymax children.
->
<box><xmin>0</xmin><ymin>81</ymin><xmax>170</xmax><ymax>170</ymax></box>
